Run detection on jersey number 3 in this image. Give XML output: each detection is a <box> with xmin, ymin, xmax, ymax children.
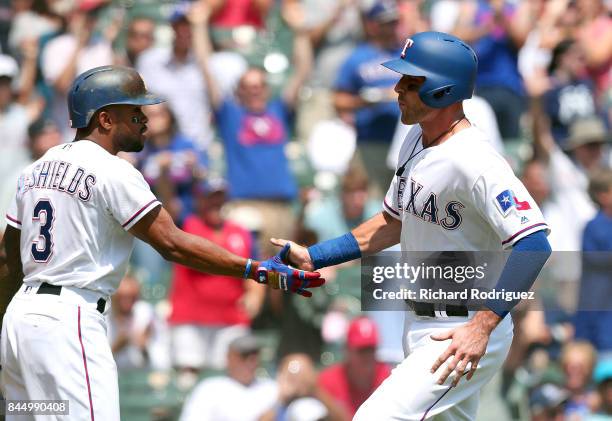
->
<box><xmin>31</xmin><ymin>199</ymin><xmax>55</xmax><ymax>262</ymax></box>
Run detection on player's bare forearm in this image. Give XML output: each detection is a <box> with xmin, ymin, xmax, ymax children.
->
<box><xmin>131</xmin><ymin>206</ymin><xmax>256</xmax><ymax>279</ymax></box>
<box><xmin>0</xmin><ymin>227</ymin><xmax>24</xmax><ymax>327</ymax></box>
<box><xmin>353</xmin><ymin>211</ymin><xmax>402</xmax><ymax>256</ymax></box>
<box><xmin>469</xmin><ymin>309</ymin><xmax>502</xmax><ymax>334</ymax></box>
<box><xmin>168</xmin><ymin>229</ymin><xmax>256</xmax><ymax>277</ymax></box>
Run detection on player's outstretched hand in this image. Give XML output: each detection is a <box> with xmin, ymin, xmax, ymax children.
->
<box><xmin>257</xmin><ymin>244</ymin><xmax>324</xmax><ymax>297</ymax></box>
<box><xmin>429</xmin><ymin>318</ymin><xmax>492</xmax><ymax>387</ymax></box>
<box><xmin>270</xmin><ymin>238</ymin><xmax>314</xmax><ymax>271</ymax></box>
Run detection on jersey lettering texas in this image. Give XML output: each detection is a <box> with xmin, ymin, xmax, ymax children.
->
<box><xmin>403</xmin><ymin>178</ymin><xmax>464</xmax><ymax>230</ymax></box>
<box><xmin>20</xmin><ymin>160</ymin><xmax>96</xmax><ymax>202</ymax></box>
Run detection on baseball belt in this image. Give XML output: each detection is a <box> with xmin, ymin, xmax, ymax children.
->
<box><xmin>36</xmin><ymin>282</ymin><xmax>107</xmax><ymax>314</ymax></box>
<box><xmin>406</xmin><ymin>300</ymin><xmax>468</xmax><ymax>317</ymax></box>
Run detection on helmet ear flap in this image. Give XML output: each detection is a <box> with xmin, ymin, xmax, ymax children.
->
<box><xmin>420</xmin><ymin>84</ymin><xmax>456</xmax><ymax>108</ymax></box>
<box><xmin>432</xmin><ymin>86</ymin><xmax>453</xmax><ymax>99</ymax></box>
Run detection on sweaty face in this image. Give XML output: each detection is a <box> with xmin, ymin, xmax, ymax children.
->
<box><xmin>108</xmin><ymin>105</ymin><xmax>149</xmax><ymax>153</ymax></box>
<box><xmin>394</xmin><ymin>75</ymin><xmax>432</xmax><ymax>125</ymax></box>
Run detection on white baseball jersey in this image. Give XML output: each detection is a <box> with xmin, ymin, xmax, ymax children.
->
<box><xmin>384</xmin><ymin>125</ymin><xmax>549</xmax><ymax>252</ymax></box>
<box><xmin>5</xmin><ymin>140</ymin><xmax>160</xmax><ymax>295</ymax></box>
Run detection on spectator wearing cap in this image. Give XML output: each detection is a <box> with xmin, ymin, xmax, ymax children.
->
<box><xmin>565</xmin><ymin>118</ymin><xmax>610</xmax><ymax>177</ymax></box>
<box><xmin>452</xmin><ymin>0</ymin><xmax>534</xmax><ymax>139</ymax></box>
<box><xmin>587</xmin><ymin>358</ymin><xmax>612</xmax><ymax>419</ymax></box>
<box><xmin>574</xmin><ymin>169</ymin><xmax>612</xmax><ymax>354</ymax></box>
<box><xmin>179</xmin><ymin>334</ymin><xmax>277</xmax><ymax>421</ymax></box>
<box><xmin>318</xmin><ymin>317</ymin><xmax>391</xmax><ymax>419</ymax></box>
<box><xmin>168</xmin><ymin>178</ymin><xmax>264</xmax><ymax>374</ymax></box>
<box><xmin>191</xmin><ymin>1</ymin><xmax>311</xmax><ymax>257</ymax></box>
<box><xmin>529</xmin><ymin>382</ymin><xmax>570</xmax><ymax>421</ymax></box>
<box><xmin>39</xmin><ymin>0</ymin><xmax>114</xmax><ymax>139</ymax></box>
<box><xmin>531</xmin><ymin>111</ymin><xmax>602</xmax><ymax>250</ymax></box>
<box><xmin>542</xmin><ymin>39</ymin><xmax>598</xmax><ymax>148</ymax></box>
<box><xmin>137</xmin><ymin>2</ymin><xmax>247</xmax><ymax>151</ymax></box>
<box><xmin>332</xmin><ymin>0</ymin><xmax>402</xmax><ymax>189</ymax></box>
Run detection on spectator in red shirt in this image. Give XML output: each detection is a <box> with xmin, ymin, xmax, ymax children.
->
<box><xmin>318</xmin><ymin>316</ymin><xmax>392</xmax><ymax>418</ymax></box>
<box><xmin>168</xmin><ymin>178</ymin><xmax>265</xmax><ymax>375</ymax></box>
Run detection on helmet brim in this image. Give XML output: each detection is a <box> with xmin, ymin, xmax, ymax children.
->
<box><xmin>381</xmin><ymin>59</ymin><xmax>426</xmax><ymax>78</ymax></box>
<box><xmin>128</xmin><ymin>92</ymin><xmax>166</xmax><ymax>106</ymax></box>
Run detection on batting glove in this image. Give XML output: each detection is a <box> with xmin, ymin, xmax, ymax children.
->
<box><xmin>257</xmin><ymin>244</ymin><xmax>325</xmax><ymax>297</ymax></box>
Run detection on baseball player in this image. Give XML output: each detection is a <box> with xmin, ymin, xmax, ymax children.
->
<box><xmin>272</xmin><ymin>32</ymin><xmax>552</xmax><ymax>420</ymax></box>
<box><xmin>0</xmin><ymin>65</ymin><xmax>323</xmax><ymax>421</ymax></box>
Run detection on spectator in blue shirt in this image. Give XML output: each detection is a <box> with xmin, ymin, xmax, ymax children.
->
<box><xmin>190</xmin><ymin>1</ymin><xmax>312</xmax><ymax>256</ymax></box>
<box><xmin>543</xmin><ymin>39</ymin><xmax>598</xmax><ymax>149</ymax></box>
<box><xmin>137</xmin><ymin>102</ymin><xmax>207</xmax><ymax>224</ymax></box>
<box><xmin>332</xmin><ymin>0</ymin><xmax>403</xmax><ymax>190</ymax></box>
<box><xmin>574</xmin><ymin>169</ymin><xmax>612</xmax><ymax>355</ymax></box>
<box><xmin>332</xmin><ymin>0</ymin><xmax>401</xmax><ymax>144</ymax></box>
<box><xmin>453</xmin><ymin>0</ymin><xmax>534</xmax><ymax>139</ymax></box>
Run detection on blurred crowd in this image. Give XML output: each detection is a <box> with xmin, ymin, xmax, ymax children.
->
<box><xmin>1</xmin><ymin>0</ymin><xmax>612</xmax><ymax>420</ymax></box>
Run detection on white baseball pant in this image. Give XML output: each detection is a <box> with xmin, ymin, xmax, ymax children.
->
<box><xmin>354</xmin><ymin>314</ymin><xmax>513</xmax><ymax>421</ymax></box>
<box><xmin>1</xmin><ymin>283</ymin><xmax>119</xmax><ymax>421</ymax></box>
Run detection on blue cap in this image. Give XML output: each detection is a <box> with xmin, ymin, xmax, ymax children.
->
<box><xmin>169</xmin><ymin>2</ymin><xmax>190</xmax><ymax>24</ymax></box>
<box><xmin>365</xmin><ymin>0</ymin><xmax>399</xmax><ymax>23</ymax></box>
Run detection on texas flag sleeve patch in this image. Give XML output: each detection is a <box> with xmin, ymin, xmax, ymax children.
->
<box><xmin>495</xmin><ymin>189</ymin><xmax>532</xmax><ymax>216</ymax></box>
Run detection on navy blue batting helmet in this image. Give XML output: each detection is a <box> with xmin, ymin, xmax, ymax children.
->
<box><xmin>68</xmin><ymin>65</ymin><xmax>164</xmax><ymax>128</ymax></box>
<box><xmin>382</xmin><ymin>31</ymin><xmax>477</xmax><ymax>108</ymax></box>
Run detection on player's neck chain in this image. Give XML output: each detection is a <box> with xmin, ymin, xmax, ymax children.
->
<box><xmin>422</xmin><ymin>115</ymin><xmax>468</xmax><ymax>149</ymax></box>
<box><xmin>396</xmin><ymin>115</ymin><xmax>469</xmax><ymax>177</ymax></box>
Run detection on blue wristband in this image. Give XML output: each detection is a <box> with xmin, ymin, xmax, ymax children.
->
<box><xmin>307</xmin><ymin>233</ymin><xmax>362</xmax><ymax>270</ymax></box>
<box><xmin>243</xmin><ymin>258</ymin><xmax>253</xmax><ymax>279</ymax></box>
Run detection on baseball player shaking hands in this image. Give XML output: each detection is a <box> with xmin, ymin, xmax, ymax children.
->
<box><xmin>0</xmin><ymin>66</ymin><xmax>323</xmax><ymax>421</ymax></box>
<box><xmin>273</xmin><ymin>32</ymin><xmax>552</xmax><ymax>420</ymax></box>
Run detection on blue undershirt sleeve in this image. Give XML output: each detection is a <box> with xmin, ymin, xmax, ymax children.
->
<box><xmin>486</xmin><ymin>230</ymin><xmax>552</xmax><ymax>318</ymax></box>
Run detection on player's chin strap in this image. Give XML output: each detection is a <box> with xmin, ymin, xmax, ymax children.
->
<box><xmin>485</xmin><ymin>230</ymin><xmax>552</xmax><ymax>318</ymax></box>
